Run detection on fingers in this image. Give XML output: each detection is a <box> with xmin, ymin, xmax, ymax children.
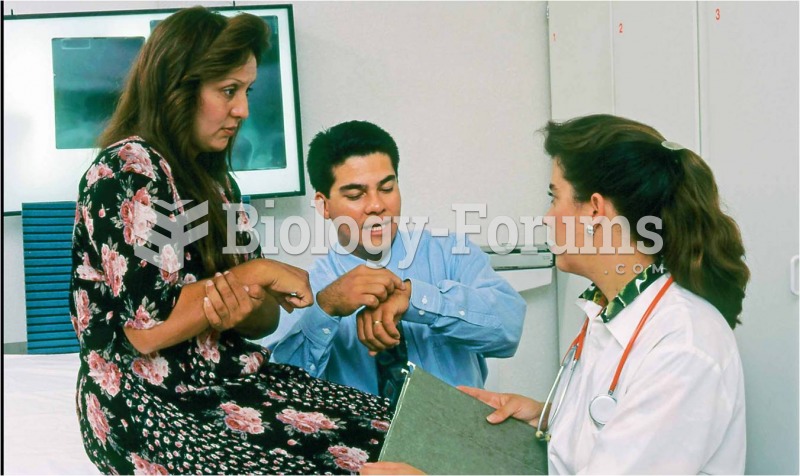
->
<box><xmin>245</xmin><ymin>282</ymin><xmax>267</xmax><ymax>301</ymax></box>
<box><xmin>220</xmin><ymin>271</ymin><xmax>252</xmax><ymax>314</ymax></box>
<box><xmin>354</xmin><ymin>266</ymin><xmax>405</xmax><ymax>298</ymax></box>
<box><xmin>266</xmin><ymin>264</ymin><xmax>313</xmax><ymax>309</ymax></box>
<box><xmin>358</xmin><ymin>309</ymin><xmax>401</xmax><ymax>355</ymax></box>
<box><xmin>457</xmin><ymin>388</ymin><xmax>542</xmax><ymax>425</ymax></box>
<box><xmin>204</xmin><ymin>279</ymin><xmax>230</xmax><ymax>331</ymax></box>
<box><xmin>360</xmin><ymin>283</ymin><xmax>391</xmax><ymax>303</ymax></box>
<box><xmin>203</xmin><ymin>271</ymin><xmax>256</xmax><ymax>331</ymax></box>
<box><xmin>457</xmin><ymin>386</ymin><xmax>500</xmax><ymax>407</ymax></box>
<box><xmin>202</xmin><ymin>294</ymin><xmax>224</xmax><ymax>331</ymax></box>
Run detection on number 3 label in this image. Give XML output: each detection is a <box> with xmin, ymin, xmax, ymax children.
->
<box><xmin>715</xmin><ymin>8</ymin><xmax>721</xmax><ymax>21</ymax></box>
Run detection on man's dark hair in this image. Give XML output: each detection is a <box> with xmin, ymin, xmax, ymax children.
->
<box><xmin>307</xmin><ymin>120</ymin><xmax>400</xmax><ymax>196</ymax></box>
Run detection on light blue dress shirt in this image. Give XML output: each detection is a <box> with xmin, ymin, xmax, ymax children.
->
<box><xmin>264</xmin><ymin>229</ymin><xmax>527</xmax><ymax>395</ymax></box>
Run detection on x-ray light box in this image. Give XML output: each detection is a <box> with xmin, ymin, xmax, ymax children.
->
<box><xmin>3</xmin><ymin>5</ymin><xmax>304</xmax><ymax>214</ymax></box>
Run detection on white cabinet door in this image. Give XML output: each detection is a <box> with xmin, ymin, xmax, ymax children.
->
<box><xmin>548</xmin><ymin>1</ymin><xmax>614</xmax><ymax>121</ymax></box>
<box><xmin>698</xmin><ymin>3</ymin><xmax>799</xmax><ymax>474</ymax></box>
<box><xmin>611</xmin><ymin>2</ymin><xmax>700</xmax><ymax>150</ymax></box>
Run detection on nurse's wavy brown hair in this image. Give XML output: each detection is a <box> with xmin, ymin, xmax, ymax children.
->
<box><xmin>542</xmin><ymin>114</ymin><xmax>749</xmax><ymax>328</ymax></box>
<box><xmin>98</xmin><ymin>6</ymin><xmax>269</xmax><ymax>276</ymax></box>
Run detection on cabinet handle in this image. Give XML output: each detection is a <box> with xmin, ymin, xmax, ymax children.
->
<box><xmin>791</xmin><ymin>255</ymin><xmax>800</xmax><ymax>296</ymax></box>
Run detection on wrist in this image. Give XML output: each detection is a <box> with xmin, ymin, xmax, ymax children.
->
<box><xmin>317</xmin><ymin>289</ymin><xmax>336</xmax><ymax>316</ymax></box>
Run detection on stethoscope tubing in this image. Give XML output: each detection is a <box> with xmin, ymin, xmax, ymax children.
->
<box><xmin>536</xmin><ymin>276</ymin><xmax>675</xmax><ymax>439</ymax></box>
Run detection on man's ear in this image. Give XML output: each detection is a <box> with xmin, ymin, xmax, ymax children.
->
<box><xmin>314</xmin><ymin>191</ymin><xmax>330</xmax><ymax>219</ymax></box>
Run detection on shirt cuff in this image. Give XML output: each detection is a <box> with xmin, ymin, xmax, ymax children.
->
<box><xmin>405</xmin><ymin>278</ymin><xmax>441</xmax><ymax>324</ymax></box>
<box><xmin>298</xmin><ymin>301</ymin><xmax>342</xmax><ymax>347</ymax></box>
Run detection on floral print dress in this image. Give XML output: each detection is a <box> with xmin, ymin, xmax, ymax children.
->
<box><xmin>70</xmin><ymin>136</ymin><xmax>392</xmax><ymax>475</ymax></box>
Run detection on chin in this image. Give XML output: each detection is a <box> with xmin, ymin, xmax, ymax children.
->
<box><xmin>553</xmin><ymin>255</ymin><xmax>575</xmax><ymax>274</ymax></box>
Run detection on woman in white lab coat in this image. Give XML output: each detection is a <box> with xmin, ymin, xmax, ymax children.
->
<box><xmin>362</xmin><ymin>114</ymin><xmax>749</xmax><ymax>474</ymax></box>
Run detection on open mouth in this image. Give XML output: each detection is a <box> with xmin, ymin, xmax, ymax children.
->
<box><xmin>363</xmin><ymin>217</ymin><xmax>393</xmax><ymax>236</ymax></box>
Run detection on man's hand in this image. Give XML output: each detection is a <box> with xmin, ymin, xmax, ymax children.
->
<box><xmin>317</xmin><ymin>265</ymin><xmax>405</xmax><ymax>317</ymax></box>
<box><xmin>357</xmin><ymin>280</ymin><xmax>411</xmax><ymax>355</ymax></box>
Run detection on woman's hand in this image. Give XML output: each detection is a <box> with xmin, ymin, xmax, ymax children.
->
<box><xmin>458</xmin><ymin>386</ymin><xmax>544</xmax><ymax>426</ymax></box>
<box><xmin>359</xmin><ymin>462</ymin><xmax>426</xmax><ymax>475</ymax></box>
<box><xmin>262</xmin><ymin>260</ymin><xmax>314</xmax><ymax>312</ymax></box>
<box><xmin>203</xmin><ymin>270</ymin><xmax>266</xmax><ymax>332</ymax></box>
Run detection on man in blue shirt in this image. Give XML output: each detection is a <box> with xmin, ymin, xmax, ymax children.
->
<box><xmin>265</xmin><ymin>120</ymin><xmax>526</xmax><ymax>397</ymax></box>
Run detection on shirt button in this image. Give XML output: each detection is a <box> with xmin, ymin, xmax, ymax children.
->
<box><xmin>322</xmin><ymin>328</ymin><xmax>331</xmax><ymax>335</ymax></box>
<box><xmin>459</xmin><ymin>310</ymin><xmax>466</xmax><ymax>316</ymax></box>
<box><xmin>418</xmin><ymin>310</ymin><xmax>425</xmax><ymax>316</ymax></box>
<box><xmin>309</xmin><ymin>364</ymin><xmax>316</xmax><ymax>371</ymax></box>
<box><xmin>421</xmin><ymin>296</ymin><xmax>428</xmax><ymax>305</ymax></box>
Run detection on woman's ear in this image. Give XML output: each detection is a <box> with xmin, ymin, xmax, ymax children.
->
<box><xmin>589</xmin><ymin>193</ymin><xmax>617</xmax><ymax>219</ymax></box>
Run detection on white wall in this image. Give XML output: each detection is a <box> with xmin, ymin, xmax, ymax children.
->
<box><xmin>3</xmin><ymin>0</ymin><xmax>556</xmax><ymax>397</ymax></box>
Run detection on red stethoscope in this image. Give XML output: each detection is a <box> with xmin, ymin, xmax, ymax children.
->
<box><xmin>536</xmin><ymin>276</ymin><xmax>675</xmax><ymax>441</ymax></box>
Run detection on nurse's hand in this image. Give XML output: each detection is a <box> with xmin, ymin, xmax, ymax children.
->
<box><xmin>360</xmin><ymin>462</ymin><xmax>426</xmax><ymax>475</ymax></box>
<box><xmin>458</xmin><ymin>386</ymin><xmax>544</xmax><ymax>427</ymax></box>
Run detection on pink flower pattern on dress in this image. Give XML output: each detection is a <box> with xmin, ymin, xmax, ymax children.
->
<box><xmin>131</xmin><ymin>453</ymin><xmax>168</xmax><ymax>475</ymax></box>
<box><xmin>85</xmin><ymin>162</ymin><xmax>115</xmax><ymax>187</ymax></box>
<box><xmin>125</xmin><ymin>303</ymin><xmax>158</xmax><ymax>330</ymax></box>
<box><xmin>100</xmin><ymin>244</ymin><xmax>128</xmax><ymax>297</ymax></box>
<box><xmin>118</xmin><ymin>142</ymin><xmax>156</xmax><ymax>180</ymax></box>
<box><xmin>81</xmin><ymin>205</ymin><xmax>95</xmax><ymax>244</ymax></box>
<box><xmin>120</xmin><ymin>188</ymin><xmax>156</xmax><ymax>246</ymax></box>
<box><xmin>77</xmin><ymin>253</ymin><xmax>105</xmax><ymax>282</ymax></box>
<box><xmin>88</xmin><ymin>351</ymin><xmax>122</xmax><ymax>397</ymax></box>
<box><xmin>277</xmin><ymin>408</ymin><xmax>339</xmax><ymax>435</ymax></box>
<box><xmin>220</xmin><ymin>402</ymin><xmax>265</xmax><ymax>435</ymax></box>
<box><xmin>158</xmin><ymin>159</ymin><xmax>184</xmax><ymax>213</ymax></box>
<box><xmin>72</xmin><ymin>137</ymin><xmax>390</xmax><ymax>474</ymax></box>
<box><xmin>196</xmin><ymin>330</ymin><xmax>221</xmax><ymax>363</ymax></box>
<box><xmin>156</xmin><ymin>244</ymin><xmax>181</xmax><ymax>284</ymax></box>
<box><xmin>370</xmin><ymin>419</ymin><xmax>390</xmax><ymax>432</ymax></box>
<box><xmin>267</xmin><ymin>390</ymin><xmax>287</xmax><ymax>402</ymax></box>
<box><xmin>131</xmin><ymin>354</ymin><xmax>169</xmax><ymax>386</ymax></box>
<box><xmin>239</xmin><ymin>352</ymin><xmax>264</xmax><ymax>375</ymax></box>
<box><xmin>328</xmin><ymin>444</ymin><xmax>369</xmax><ymax>472</ymax></box>
<box><xmin>85</xmin><ymin>393</ymin><xmax>111</xmax><ymax>447</ymax></box>
<box><xmin>72</xmin><ymin>289</ymin><xmax>92</xmax><ymax>335</ymax></box>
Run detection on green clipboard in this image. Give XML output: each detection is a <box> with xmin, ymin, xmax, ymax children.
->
<box><xmin>379</xmin><ymin>363</ymin><xmax>548</xmax><ymax>475</ymax></box>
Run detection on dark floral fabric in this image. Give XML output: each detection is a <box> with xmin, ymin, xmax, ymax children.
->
<box><xmin>579</xmin><ymin>260</ymin><xmax>667</xmax><ymax>323</ymax></box>
<box><xmin>70</xmin><ymin>136</ymin><xmax>391</xmax><ymax>474</ymax></box>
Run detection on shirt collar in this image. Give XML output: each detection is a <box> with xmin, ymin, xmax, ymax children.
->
<box><xmin>577</xmin><ymin>260</ymin><xmax>667</xmax><ymax>324</ymax></box>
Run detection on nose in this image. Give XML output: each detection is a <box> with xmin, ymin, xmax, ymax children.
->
<box><xmin>231</xmin><ymin>94</ymin><xmax>249</xmax><ymax>120</ymax></box>
<box><xmin>364</xmin><ymin>191</ymin><xmax>386</xmax><ymax>215</ymax></box>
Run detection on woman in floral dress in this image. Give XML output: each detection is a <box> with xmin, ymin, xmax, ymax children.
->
<box><xmin>70</xmin><ymin>7</ymin><xmax>392</xmax><ymax>474</ymax></box>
